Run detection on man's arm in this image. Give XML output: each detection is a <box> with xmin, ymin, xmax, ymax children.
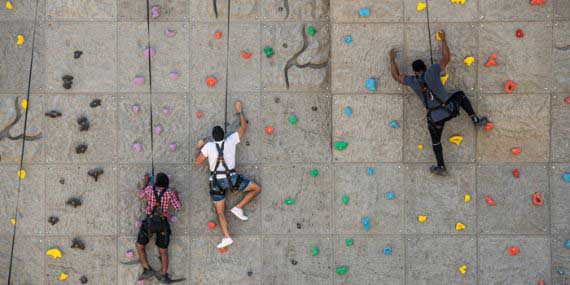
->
<box><xmin>194</xmin><ymin>140</ymin><xmax>207</xmax><ymax>165</ymax></box>
<box><xmin>438</xmin><ymin>31</ymin><xmax>450</xmax><ymax>70</ymax></box>
<box><xmin>389</xmin><ymin>48</ymin><xmax>405</xmax><ymax>85</ymax></box>
<box><xmin>235</xmin><ymin>101</ymin><xmax>248</xmax><ymax>140</ymax></box>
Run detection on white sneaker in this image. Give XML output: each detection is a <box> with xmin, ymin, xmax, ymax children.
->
<box><xmin>217</xmin><ymin>237</ymin><xmax>233</xmax><ymax>249</ymax></box>
<box><xmin>231</xmin><ymin>207</ymin><xmax>248</xmax><ymax>221</ymax></box>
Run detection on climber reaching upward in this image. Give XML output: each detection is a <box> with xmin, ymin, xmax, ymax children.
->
<box><xmin>195</xmin><ymin>100</ymin><xmax>262</xmax><ymax>249</ymax></box>
<box><xmin>389</xmin><ymin>30</ymin><xmax>488</xmax><ymax>176</ymax></box>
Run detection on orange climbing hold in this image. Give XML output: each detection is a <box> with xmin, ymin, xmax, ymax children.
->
<box><xmin>264</xmin><ymin>125</ymin><xmax>274</xmax><ymax>135</ymax></box>
<box><xmin>195</xmin><ymin>111</ymin><xmax>203</xmax><ymax>118</ymax></box>
<box><xmin>532</xmin><ymin>192</ymin><xmax>543</xmax><ymax>206</ymax></box>
<box><xmin>484</xmin><ymin>122</ymin><xmax>494</xmax><ymax>131</ymax></box>
<box><xmin>485</xmin><ymin>53</ymin><xmax>497</xmax><ymax>67</ymax></box>
<box><xmin>530</xmin><ymin>0</ymin><xmax>545</xmax><ymax>5</ymax></box>
<box><xmin>508</xmin><ymin>246</ymin><xmax>520</xmax><ymax>256</ymax></box>
<box><xmin>241</xmin><ymin>51</ymin><xmax>252</xmax><ymax>59</ymax></box>
<box><xmin>218</xmin><ymin>247</ymin><xmax>228</xmax><ymax>254</ymax></box>
<box><xmin>206</xmin><ymin>76</ymin><xmax>217</xmax><ymax>88</ymax></box>
<box><xmin>485</xmin><ymin>195</ymin><xmax>496</xmax><ymax>206</ymax></box>
<box><xmin>511</xmin><ymin>147</ymin><xmax>522</xmax><ymax>156</ymax></box>
<box><xmin>214</xmin><ymin>31</ymin><xmax>223</xmax><ymax>40</ymax></box>
<box><xmin>505</xmin><ymin>80</ymin><xmax>517</xmax><ymax>94</ymax></box>
<box><xmin>512</xmin><ymin>168</ymin><xmax>520</xmax><ymax>178</ymax></box>
<box><xmin>207</xmin><ymin>221</ymin><xmax>216</xmax><ymax>229</ymax></box>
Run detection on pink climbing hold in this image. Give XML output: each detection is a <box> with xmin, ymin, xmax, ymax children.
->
<box><xmin>154</xmin><ymin>125</ymin><xmax>163</xmax><ymax>135</ymax></box>
<box><xmin>132</xmin><ymin>104</ymin><xmax>141</xmax><ymax>114</ymax></box>
<box><xmin>144</xmin><ymin>47</ymin><xmax>156</xmax><ymax>58</ymax></box>
<box><xmin>135</xmin><ymin>220</ymin><xmax>142</xmax><ymax>228</ymax></box>
<box><xmin>196</xmin><ymin>111</ymin><xmax>204</xmax><ymax>118</ymax></box>
<box><xmin>165</xmin><ymin>28</ymin><xmax>176</xmax><ymax>37</ymax></box>
<box><xmin>168</xmin><ymin>216</ymin><xmax>177</xmax><ymax>223</ymax></box>
<box><xmin>136</xmin><ymin>280</ymin><xmax>145</xmax><ymax>285</ymax></box>
<box><xmin>163</xmin><ymin>106</ymin><xmax>172</xmax><ymax>116</ymax></box>
<box><xmin>133</xmin><ymin>143</ymin><xmax>142</xmax><ymax>153</ymax></box>
<box><xmin>151</xmin><ymin>5</ymin><xmax>160</xmax><ymax>18</ymax></box>
<box><xmin>169</xmin><ymin>72</ymin><xmax>180</xmax><ymax>81</ymax></box>
<box><xmin>133</xmin><ymin>76</ymin><xmax>145</xmax><ymax>86</ymax></box>
<box><xmin>125</xmin><ymin>250</ymin><xmax>135</xmax><ymax>259</ymax></box>
<box><xmin>169</xmin><ymin>143</ymin><xmax>177</xmax><ymax>152</ymax></box>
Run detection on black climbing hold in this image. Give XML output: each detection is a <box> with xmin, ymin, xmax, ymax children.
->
<box><xmin>76</xmin><ymin>144</ymin><xmax>88</xmax><ymax>154</ymax></box>
<box><xmin>62</xmin><ymin>75</ymin><xmax>74</xmax><ymax>81</ymax></box>
<box><xmin>79</xmin><ymin>275</ymin><xmax>88</xmax><ymax>284</ymax></box>
<box><xmin>278</xmin><ymin>7</ymin><xmax>283</xmax><ymax>12</ymax></box>
<box><xmin>311</xmin><ymin>106</ymin><xmax>317</xmax><ymax>111</ymax></box>
<box><xmin>245</xmin><ymin>141</ymin><xmax>250</xmax><ymax>146</ymax></box>
<box><xmin>71</xmin><ymin>237</ymin><xmax>85</xmax><ymax>250</ymax></box>
<box><xmin>62</xmin><ymin>75</ymin><xmax>74</xmax><ymax>90</ymax></box>
<box><xmin>74</xmin><ymin>51</ymin><xmax>83</xmax><ymax>59</ymax></box>
<box><xmin>59</xmin><ymin>178</ymin><xmax>65</xmax><ymax>184</ymax></box>
<box><xmin>87</xmin><ymin>167</ymin><xmax>104</xmax><ymax>182</ymax></box>
<box><xmin>247</xmin><ymin>271</ymin><xmax>253</xmax><ymax>277</ymax></box>
<box><xmin>89</xmin><ymin>99</ymin><xmax>101</xmax><ymax>108</ymax></box>
<box><xmin>274</xmin><ymin>97</ymin><xmax>280</xmax><ymax>103</ymax></box>
<box><xmin>48</xmin><ymin>216</ymin><xmax>59</xmax><ymax>225</ymax></box>
<box><xmin>291</xmin><ymin>259</ymin><xmax>297</xmax><ymax>265</ymax></box>
<box><xmin>296</xmin><ymin>223</ymin><xmax>302</xmax><ymax>229</ymax></box>
<box><xmin>66</xmin><ymin>197</ymin><xmax>82</xmax><ymax>208</ymax></box>
<box><xmin>77</xmin><ymin>117</ymin><xmax>89</xmax><ymax>132</ymax></box>
<box><xmin>45</xmin><ymin>110</ymin><xmax>62</xmax><ymax>118</ymax></box>
<box><xmin>283</xmin><ymin>43</ymin><xmax>288</xmax><ymax>48</ymax></box>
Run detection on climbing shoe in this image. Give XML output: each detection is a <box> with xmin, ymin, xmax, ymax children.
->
<box><xmin>472</xmin><ymin>116</ymin><xmax>489</xmax><ymax>127</ymax></box>
<box><xmin>216</xmin><ymin>237</ymin><xmax>233</xmax><ymax>249</ymax></box>
<box><xmin>430</xmin><ymin>165</ymin><xmax>448</xmax><ymax>176</ymax></box>
<box><xmin>231</xmin><ymin>207</ymin><xmax>248</xmax><ymax>221</ymax></box>
<box><xmin>157</xmin><ymin>273</ymin><xmax>172</xmax><ymax>283</ymax></box>
<box><xmin>138</xmin><ymin>267</ymin><xmax>156</xmax><ymax>280</ymax></box>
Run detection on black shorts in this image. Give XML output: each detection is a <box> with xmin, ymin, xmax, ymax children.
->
<box><xmin>136</xmin><ymin>216</ymin><xmax>171</xmax><ymax>249</ymax></box>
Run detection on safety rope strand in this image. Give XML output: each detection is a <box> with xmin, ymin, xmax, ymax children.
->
<box><xmin>223</xmin><ymin>0</ymin><xmax>231</xmax><ymax>133</ymax></box>
<box><xmin>145</xmin><ymin>0</ymin><xmax>156</xmax><ymax>180</ymax></box>
<box><xmin>425</xmin><ymin>0</ymin><xmax>434</xmax><ymax>65</ymax></box>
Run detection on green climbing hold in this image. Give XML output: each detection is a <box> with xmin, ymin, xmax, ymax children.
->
<box><xmin>311</xmin><ymin>246</ymin><xmax>319</xmax><ymax>256</ymax></box>
<box><xmin>264</xmin><ymin>46</ymin><xmax>274</xmax><ymax>58</ymax></box>
<box><xmin>289</xmin><ymin>114</ymin><xmax>298</xmax><ymax>125</ymax></box>
<box><xmin>307</xmin><ymin>26</ymin><xmax>317</xmax><ymax>37</ymax></box>
<box><xmin>341</xmin><ymin>195</ymin><xmax>349</xmax><ymax>205</ymax></box>
<box><xmin>345</xmin><ymin>238</ymin><xmax>353</xmax><ymax>247</ymax></box>
<box><xmin>335</xmin><ymin>141</ymin><xmax>348</xmax><ymax>151</ymax></box>
<box><xmin>310</xmin><ymin>168</ymin><xmax>319</xmax><ymax>177</ymax></box>
<box><xmin>336</xmin><ymin>265</ymin><xmax>348</xmax><ymax>276</ymax></box>
<box><xmin>284</xmin><ymin>197</ymin><xmax>295</xmax><ymax>205</ymax></box>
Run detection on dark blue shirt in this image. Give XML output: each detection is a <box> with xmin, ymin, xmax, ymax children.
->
<box><xmin>404</xmin><ymin>63</ymin><xmax>450</xmax><ymax>109</ymax></box>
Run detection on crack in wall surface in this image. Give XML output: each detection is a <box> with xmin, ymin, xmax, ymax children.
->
<box><xmin>284</xmin><ymin>24</ymin><xmax>329</xmax><ymax>89</ymax></box>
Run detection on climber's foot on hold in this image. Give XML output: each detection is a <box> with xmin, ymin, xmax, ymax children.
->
<box><xmin>138</xmin><ymin>267</ymin><xmax>156</xmax><ymax>280</ymax></box>
<box><xmin>231</xmin><ymin>207</ymin><xmax>248</xmax><ymax>221</ymax></box>
<box><xmin>217</xmin><ymin>237</ymin><xmax>233</xmax><ymax>249</ymax></box>
<box><xmin>430</xmin><ymin>165</ymin><xmax>448</xmax><ymax>176</ymax></box>
<box><xmin>471</xmin><ymin>115</ymin><xmax>488</xmax><ymax>127</ymax></box>
<box><xmin>157</xmin><ymin>273</ymin><xmax>172</xmax><ymax>284</ymax></box>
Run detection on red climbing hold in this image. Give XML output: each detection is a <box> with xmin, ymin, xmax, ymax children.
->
<box><xmin>564</xmin><ymin>96</ymin><xmax>570</xmax><ymax>104</ymax></box>
<box><xmin>515</xmin><ymin>29</ymin><xmax>524</xmax><ymax>38</ymax></box>
<box><xmin>241</xmin><ymin>51</ymin><xmax>252</xmax><ymax>60</ymax></box>
<box><xmin>508</xmin><ymin>246</ymin><xmax>520</xmax><ymax>256</ymax></box>
<box><xmin>485</xmin><ymin>53</ymin><xmax>497</xmax><ymax>67</ymax></box>
<box><xmin>485</xmin><ymin>195</ymin><xmax>496</xmax><ymax>206</ymax></box>
<box><xmin>214</xmin><ymin>31</ymin><xmax>223</xmax><ymax>40</ymax></box>
<box><xmin>532</xmin><ymin>192</ymin><xmax>543</xmax><ymax>206</ymax></box>
<box><xmin>207</xmin><ymin>221</ymin><xmax>216</xmax><ymax>229</ymax></box>
<box><xmin>511</xmin><ymin>147</ymin><xmax>522</xmax><ymax>156</ymax></box>
<box><xmin>484</xmin><ymin>122</ymin><xmax>494</xmax><ymax>131</ymax></box>
<box><xmin>512</xmin><ymin>168</ymin><xmax>520</xmax><ymax>178</ymax></box>
<box><xmin>218</xmin><ymin>247</ymin><xmax>228</xmax><ymax>254</ymax></box>
<box><xmin>264</xmin><ymin>125</ymin><xmax>274</xmax><ymax>135</ymax></box>
<box><xmin>537</xmin><ymin>279</ymin><xmax>545</xmax><ymax>285</ymax></box>
<box><xmin>206</xmin><ymin>76</ymin><xmax>217</xmax><ymax>88</ymax></box>
<box><xmin>195</xmin><ymin>111</ymin><xmax>204</xmax><ymax>118</ymax></box>
<box><xmin>505</xmin><ymin>80</ymin><xmax>517</xmax><ymax>94</ymax></box>
<box><xmin>530</xmin><ymin>0</ymin><xmax>545</xmax><ymax>5</ymax></box>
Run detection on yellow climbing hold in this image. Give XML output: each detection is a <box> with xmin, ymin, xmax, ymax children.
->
<box><xmin>418</xmin><ymin>144</ymin><xmax>424</xmax><ymax>151</ymax></box>
<box><xmin>464</xmin><ymin>56</ymin><xmax>475</xmax><ymax>66</ymax></box>
<box><xmin>418</xmin><ymin>215</ymin><xmax>427</xmax><ymax>223</ymax></box>
<box><xmin>21</xmin><ymin>99</ymin><xmax>28</xmax><ymax>110</ymax></box>
<box><xmin>5</xmin><ymin>1</ymin><xmax>13</xmax><ymax>10</ymax></box>
<box><xmin>11</xmin><ymin>218</ymin><xmax>16</xmax><ymax>225</ymax></box>
<box><xmin>417</xmin><ymin>2</ymin><xmax>427</xmax><ymax>11</ymax></box>
<box><xmin>46</xmin><ymin>248</ymin><xmax>62</xmax><ymax>259</ymax></box>
<box><xmin>464</xmin><ymin>194</ymin><xmax>471</xmax><ymax>203</ymax></box>
<box><xmin>436</xmin><ymin>31</ymin><xmax>443</xmax><ymax>41</ymax></box>
<box><xmin>440</xmin><ymin>73</ymin><xmax>449</xmax><ymax>85</ymax></box>
<box><xmin>16</xmin><ymin>34</ymin><xmax>24</xmax><ymax>45</ymax></box>
<box><xmin>448</xmin><ymin>135</ymin><xmax>463</xmax><ymax>146</ymax></box>
<box><xmin>451</xmin><ymin>0</ymin><xmax>466</xmax><ymax>4</ymax></box>
<box><xmin>17</xmin><ymin>169</ymin><xmax>26</xmax><ymax>179</ymax></box>
<box><xmin>455</xmin><ymin>222</ymin><xmax>466</xmax><ymax>231</ymax></box>
<box><xmin>59</xmin><ymin>272</ymin><xmax>69</xmax><ymax>281</ymax></box>
<box><xmin>458</xmin><ymin>264</ymin><xmax>468</xmax><ymax>275</ymax></box>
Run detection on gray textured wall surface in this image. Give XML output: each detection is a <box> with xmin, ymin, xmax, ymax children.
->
<box><xmin>1</xmin><ymin>0</ymin><xmax>569</xmax><ymax>284</ymax></box>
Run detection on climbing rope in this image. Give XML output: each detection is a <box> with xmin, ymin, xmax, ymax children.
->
<box><xmin>223</xmin><ymin>0</ymin><xmax>231</xmax><ymax>133</ymax></box>
<box><xmin>145</xmin><ymin>0</ymin><xmax>156</xmax><ymax>181</ymax></box>
<box><xmin>7</xmin><ymin>0</ymin><xmax>40</xmax><ymax>283</ymax></box>
<box><xmin>425</xmin><ymin>0</ymin><xmax>434</xmax><ymax>65</ymax></box>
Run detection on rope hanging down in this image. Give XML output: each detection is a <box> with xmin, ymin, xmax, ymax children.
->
<box><xmin>223</xmin><ymin>0</ymin><xmax>231</xmax><ymax>133</ymax></box>
<box><xmin>425</xmin><ymin>0</ymin><xmax>435</xmax><ymax>65</ymax></box>
<box><xmin>7</xmin><ymin>0</ymin><xmax>40</xmax><ymax>283</ymax></box>
<box><xmin>145</xmin><ymin>0</ymin><xmax>156</xmax><ymax>182</ymax></box>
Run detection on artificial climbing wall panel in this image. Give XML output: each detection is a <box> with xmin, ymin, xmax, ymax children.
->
<box><xmin>2</xmin><ymin>0</ymin><xmax>570</xmax><ymax>284</ymax></box>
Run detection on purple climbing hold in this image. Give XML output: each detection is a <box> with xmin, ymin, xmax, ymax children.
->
<box><xmin>169</xmin><ymin>143</ymin><xmax>177</xmax><ymax>152</ymax></box>
<box><xmin>163</xmin><ymin>106</ymin><xmax>172</xmax><ymax>116</ymax></box>
<box><xmin>135</xmin><ymin>220</ymin><xmax>142</xmax><ymax>228</ymax></box>
<box><xmin>144</xmin><ymin>47</ymin><xmax>156</xmax><ymax>58</ymax></box>
<box><xmin>133</xmin><ymin>143</ymin><xmax>142</xmax><ymax>153</ymax></box>
<box><xmin>169</xmin><ymin>71</ymin><xmax>180</xmax><ymax>81</ymax></box>
<box><xmin>151</xmin><ymin>5</ymin><xmax>160</xmax><ymax>18</ymax></box>
<box><xmin>133</xmin><ymin>76</ymin><xmax>145</xmax><ymax>86</ymax></box>
<box><xmin>132</xmin><ymin>104</ymin><xmax>141</xmax><ymax>114</ymax></box>
<box><xmin>165</xmin><ymin>28</ymin><xmax>177</xmax><ymax>37</ymax></box>
<box><xmin>168</xmin><ymin>216</ymin><xmax>177</xmax><ymax>223</ymax></box>
<box><xmin>155</xmin><ymin>125</ymin><xmax>163</xmax><ymax>135</ymax></box>
<box><xmin>125</xmin><ymin>250</ymin><xmax>135</xmax><ymax>259</ymax></box>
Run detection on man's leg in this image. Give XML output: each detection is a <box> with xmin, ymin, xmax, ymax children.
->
<box><xmin>214</xmin><ymin>200</ymin><xmax>234</xmax><ymax>248</ymax></box>
<box><xmin>136</xmin><ymin>242</ymin><xmax>151</xmax><ymax>269</ymax></box>
<box><xmin>428</xmin><ymin>120</ymin><xmax>448</xmax><ymax>176</ymax></box>
<box><xmin>451</xmin><ymin>91</ymin><xmax>486</xmax><ymax>125</ymax></box>
<box><xmin>159</xmin><ymin>248</ymin><xmax>169</xmax><ymax>275</ymax></box>
<box><xmin>235</xmin><ymin>182</ymin><xmax>261</xmax><ymax>209</ymax></box>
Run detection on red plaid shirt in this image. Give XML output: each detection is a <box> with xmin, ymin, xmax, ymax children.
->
<box><xmin>138</xmin><ymin>185</ymin><xmax>181</xmax><ymax>218</ymax></box>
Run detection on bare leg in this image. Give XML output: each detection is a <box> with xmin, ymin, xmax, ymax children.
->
<box><xmin>136</xmin><ymin>242</ymin><xmax>150</xmax><ymax>269</ymax></box>
<box><xmin>235</xmin><ymin>182</ymin><xmax>261</xmax><ymax>209</ymax></box>
<box><xmin>214</xmin><ymin>200</ymin><xmax>230</xmax><ymax>238</ymax></box>
<box><xmin>159</xmin><ymin>248</ymin><xmax>169</xmax><ymax>274</ymax></box>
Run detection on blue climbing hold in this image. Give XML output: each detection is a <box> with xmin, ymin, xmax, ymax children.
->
<box><xmin>557</xmin><ymin>267</ymin><xmax>565</xmax><ymax>276</ymax></box>
<box><xmin>361</xmin><ymin>217</ymin><xmax>370</xmax><ymax>232</ymax></box>
<box><xmin>343</xmin><ymin>35</ymin><xmax>353</xmax><ymax>44</ymax></box>
<box><xmin>359</xmin><ymin>7</ymin><xmax>370</xmax><ymax>17</ymax></box>
<box><xmin>564</xmin><ymin>240</ymin><xmax>570</xmax><ymax>249</ymax></box>
<box><xmin>344</xmin><ymin>106</ymin><xmax>353</xmax><ymax>117</ymax></box>
<box><xmin>365</xmin><ymin>78</ymin><xmax>377</xmax><ymax>92</ymax></box>
<box><xmin>389</xmin><ymin>120</ymin><xmax>400</xmax><ymax>129</ymax></box>
<box><xmin>367</xmin><ymin>167</ymin><xmax>374</xmax><ymax>175</ymax></box>
<box><xmin>383</xmin><ymin>246</ymin><xmax>392</xmax><ymax>256</ymax></box>
<box><xmin>386</xmin><ymin>191</ymin><xmax>395</xmax><ymax>200</ymax></box>
<box><xmin>562</xmin><ymin>172</ymin><xmax>570</xmax><ymax>183</ymax></box>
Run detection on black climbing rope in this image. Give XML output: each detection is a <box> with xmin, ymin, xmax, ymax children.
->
<box><xmin>145</xmin><ymin>0</ymin><xmax>156</xmax><ymax>180</ymax></box>
<box><xmin>223</xmin><ymin>0</ymin><xmax>231</xmax><ymax>133</ymax></box>
<box><xmin>425</xmin><ymin>0</ymin><xmax>435</xmax><ymax>65</ymax></box>
<box><xmin>7</xmin><ymin>0</ymin><xmax>41</xmax><ymax>283</ymax></box>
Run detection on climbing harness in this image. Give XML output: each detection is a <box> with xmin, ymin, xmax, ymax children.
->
<box><xmin>209</xmin><ymin>141</ymin><xmax>242</xmax><ymax>196</ymax></box>
<box><xmin>419</xmin><ymin>76</ymin><xmax>457</xmax><ymax>124</ymax></box>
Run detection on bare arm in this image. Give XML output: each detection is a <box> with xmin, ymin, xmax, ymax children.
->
<box><xmin>438</xmin><ymin>31</ymin><xmax>450</xmax><ymax>70</ymax></box>
<box><xmin>389</xmin><ymin>49</ymin><xmax>405</xmax><ymax>84</ymax></box>
<box><xmin>194</xmin><ymin>140</ymin><xmax>207</xmax><ymax>165</ymax></box>
<box><xmin>235</xmin><ymin>101</ymin><xmax>248</xmax><ymax>140</ymax></box>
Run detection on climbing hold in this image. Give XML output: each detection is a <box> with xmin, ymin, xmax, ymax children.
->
<box><xmin>451</xmin><ymin>0</ymin><xmax>466</xmax><ymax>4</ymax></box>
<box><xmin>11</xmin><ymin>218</ymin><xmax>16</xmax><ymax>225</ymax></box>
<box><xmin>448</xmin><ymin>135</ymin><xmax>463</xmax><ymax>146</ymax></box>
<box><xmin>564</xmin><ymin>96</ymin><xmax>570</xmax><ymax>104</ymax></box>
<box><xmin>162</xmin><ymin>106</ymin><xmax>172</xmax><ymax>116</ymax></box>
<box><xmin>71</xmin><ymin>238</ymin><xmax>85</xmax><ymax>250</ymax></box>
<box><xmin>367</xmin><ymin>167</ymin><xmax>374</xmax><ymax>175</ymax></box>
<box><xmin>5</xmin><ymin>1</ymin><xmax>13</xmax><ymax>10</ymax></box>
<box><xmin>48</xmin><ymin>216</ymin><xmax>59</xmax><ymax>225</ymax></box>
<box><xmin>485</xmin><ymin>194</ymin><xmax>496</xmax><ymax>206</ymax></box>
<box><xmin>341</xmin><ymin>195</ymin><xmax>349</xmax><ymax>205</ymax></box>
<box><xmin>60</xmin><ymin>178</ymin><xmax>65</xmax><ymax>184</ymax></box>
<box><xmin>562</xmin><ymin>172</ymin><xmax>570</xmax><ymax>182</ymax></box>
<box><xmin>125</xmin><ymin>250</ymin><xmax>135</xmax><ymax>259</ymax></box>
<box><xmin>241</xmin><ymin>51</ymin><xmax>253</xmax><ymax>60</ymax></box>
<box><xmin>515</xmin><ymin>29</ymin><xmax>524</xmax><ymax>38</ymax></box>
<box><xmin>359</xmin><ymin>7</ymin><xmax>370</xmax><ymax>17</ymax></box>
<box><xmin>45</xmin><ymin>110</ymin><xmax>62</xmax><ymax>118</ymax></box>
<box><xmin>90</xmin><ymin>99</ymin><xmax>101</xmax><ymax>108</ymax></box>
<box><xmin>168</xmin><ymin>72</ymin><xmax>180</xmax><ymax>81</ymax></box>
<box><xmin>557</xmin><ymin>267</ymin><xmax>566</xmax><ymax>275</ymax></box>
<box><xmin>310</xmin><ymin>168</ymin><xmax>319</xmax><ymax>177</ymax></box>
<box><xmin>306</xmin><ymin>26</ymin><xmax>317</xmax><ymax>37</ymax></box>
<box><xmin>418</xmin><ymin>215</ymin><xmax>427</xmax><ymax>223</ymax></box>
<box><xmin>17</xmin><ymin>169</ymin><xmax>26</xmax><ymax>179</ymax></box>
<box><xmin>311</xmin><ymin>246</ymin><xmax>319</xmax><ymax>256</ymax></box>
<box><xmin>154</xmin><ymin>125</ymin><xmax>163</xmax><ymax>135</ymax></box>
<box><xmin>417</xmin><ymin>2</ymin><xmax>427</xmax><ymax>11</ymax></box>
<box><xmin>383</xmin><ymin>246</ymin><xmax>392</xmax><ymax>256</ymax></box>
<box><xmin>336</xmin><ymin>266</ymin><xmax>348</xmax><ymax>276</ymax></box>
<box><xmin>507</xmin><ymin>246</ymin><xmax>520</xmax><ymax>256</ymax></box>
<box><xmin>505</xmin><ymin>80</ymin><xmax>517</xmax><ymax>94</ymax></box>
<box><xmin>455</xmin><ymin>222</ymin><xmax>466</xmax><ymax>231</ymax></box>
<box><xmin>335</xmin><ymin>141</ymin><xmax>348</xmax><ymax>151</ymax></box>
<box><xmin>62</xmin><ymin>75</ymin><xmax>74</xmax><ymax>89</ymax></box>
<box><xmin>132</xmin><ymin>104</ymin><xmax>141</xmax><ymax>114</ymax></box>
<box><xmin>207</xmin><ymin>221</ymin><xmax>216</xmax><ymax>229</ymax></box>
<box><xmin>436</xmin><ymin>31</ymin><xmax>443</xmax><ymax>41</ymax></box>
<box><xmin>289</xmin><ymin>114</ymin><xmax>298</xmax><ymax>125</ymax></box>
<box><xmin>168</xmin><ymin>216</ymin><xmax>177</xmax><ymax>223</ymax></box>
<box><xmin>133</xmin><ymin>76</ymin><xmax>145</xmax><ymax>86</ymax></box>
<box><xmin>46</xmin><ymin>248</ymin><xmax>62</xmax><ymax>259</ymax></box>
<box><xmin>440</xmin><ymin>73</ymin><xmax>449</xmax><ymax>85</ymax></box>
<box><xmin>21</xmin><ymin>99</ymin><xmax>28</xmax><ymax>110</ymax></box>
<box><xmin>386</xmin><ymin>191</ymin><xmax>395</xmax><ymax>200</ymax></box>
<box><xmin>530</xmin><ymin>0</ymin><xmax>545</xmax><ymax>5</ymax></box>
<box><xmin>564</xmin><ymin>240</ymin><xmax>570</xmax><ymax>249</ymax></box>
<box><xmin>75</xmin><ymin>144</ymin><xmax>88</xmax><ymax>154</ymax></box>
<box><xmin>464</xmin><ymin>194</ymin><xmax>471</xmax><ymax>203</ymax></box>
<box><xmin>361</xmin><ymin>217</ymin><xmax>370</xmax><ymax>231</ymax></box>
<box><xmin>165</xmin><ymin>28</ymin><xmax>177</xmax><ymax>37</ymax></box>
<box><xmin>135</xmin><ymin>220</ymin><xmax>142</xmax><ymax>229</ymax></box>
<box><xmin>247</xmin><ymin>271</ymin><xmax>253</xmax><ymax>277</ymax></box>
<box><xmin>365</xmin><ymin>78</ymin><xmax>377</xmax><ymax>92</ymax></box>
<box><xmin>66</xmin><ymin>197</ymin><xmax>82</xmax><ymax>208</ymax></box>
<box><xmin>345</xmin><ymin>239</ymin><xmax>353</xmax><ymax>247</ymax></box>
<box><xmin>344</xmin><ymin>106</ymin><xmax>353</xmax><ymax>117</ymax></box>
<box><xmin>169</xmin><ymin>143</ymin><xmax>177</xmax><ymax>152</ymax></box>
<box><xmin>343</xmin><ymin>35</ymin><xmax>353</xmax><ymax>44</ymax></box>
<box><xmin>87</xmin><ymin>168</ymin><xmax>104</xmax><ymax>182</ymax></box>
<box><xmin>144</xmin><ymin>47</ymin><xmax>156</xmax><ymax>58</ymax></box>
<box><xmin>264</xmin><ymin>46</ymin><xmax>274</xmax><ymax>58</ymax></box>
<box><xmin>458</xmin><ymin>264</ymin><xmax>467</xmax><ymax>275</ymax></box>
<box><xmin>532</xmin><ymin>192</ymin><xmax>543</xmax><ymax>206</ymax></box>
<box><xmin>79</xmin><ymin>276</ymin><xmax>88</xmax><ymax>284</ymax></box>
<box><xmin>284</xmin><ymin>197</ymin><xmax>295</xmax><ymax>205</ymax></box>
<box><xmin>206</xmin><ymin>76</ymin><xmax>218</xmax><ymax>88</ymax></box>
<box><xmin>214</xmin><ymin>31</ymin><xmax>223</xmax><ymax>40</ymax></box>
<box><xmin>418</xmin><ymin>144</ymin><xmax>424</xmax><ymax>151</ymax></box>
<box><xmin>150</xmin><ymin>5</ymin><xmax>160</xmax><ymax>18</ymax></box>
<box><xmin>484</xmin><ymin>53</ymin><xmax>497</xmax><ymax>67</ymax></box>
<box><xmin>311</xmin><ymin>106</ymin><xmax>318</xmax><ymax>111</ymax></box>
<box><xmin>296</xmin><ymin>223</ymin><xmax>302</xmax><ymax>229</ymax></box>
<box><xmin>264</xmin><ymin>125</ymin><xmax>274</xmax><ymax>135</ymax></box>
<box><xmin>511</xmin><ymin>147</ymin><xmax>522</xmax><ymax>156</ymax></box>
<box><xmin>484</xmin><ymin>122</ymin><xmax>494</xmax><ymax>131</ymax></box>
<box><xmin>512</xmin><ymin>168</ymin><xmax>520</xmax><ymax>178</ymax></box>
<box><xmin>77</xmin><ymin>117</ymin><xmax>89</xmax><ymax>132</ymax></box>
<box><xmin>291</xmin><ymin>259</ymin><xmax>298</xmax><ymax>265</ymax></box>
<box><xmin>389</xmin><ymin>120</ymin><xmax>400</xmax><ymax>129</ymax></box>
<box><xmin>59</xmin><ymin>272</ymin><xmax>69</xmax><ymax>281</ymax></box>
<box><xmin>16</xmin><ymin>34</ymin><xmax>24</xmax><ymax>45</ymax></box>
<box><xmin>133</xmin><ymin>143</ymin><xmax>142</xmax><ymax>153</ymax></box>
<box><xmin>74</xmin><ymin>50</ymin><xmax>83</xmax><ymax>59</ymax></box>
<box><xmin>464</xmin><ymin>56</ymin><xmax>475</xmax><ymax>66</ymax></box>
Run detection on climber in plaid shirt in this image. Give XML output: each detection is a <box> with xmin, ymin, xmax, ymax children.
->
<box><xmin>135</xmin><ymin>172</ymin><xmax>182</xmax><ymax>283</ymax></box>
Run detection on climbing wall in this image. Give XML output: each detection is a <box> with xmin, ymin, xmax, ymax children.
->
<box><xmin>1</xmin><ymin>0</ymin><xmax>570</xmax><ymax>284</ymax></box>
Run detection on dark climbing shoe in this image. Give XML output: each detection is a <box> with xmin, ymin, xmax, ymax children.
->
<box><xmin>473</xmin><ymin>116</ymin><xmax>489</xmax><ymax>127</ymax></box>
<box><xmin>157</xmin><ymin>273</ymin><xmax>173</xmax><ymax>283</ymax></box>
<box><xmin>430</xmin><ymin>165</ymin><xmax>448</xmax><ymax>176</ymax></box>
<box><xmin>138</xmin><ymin>267</ymin><xmax>156</xmax><ymax>280</ymax></box>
